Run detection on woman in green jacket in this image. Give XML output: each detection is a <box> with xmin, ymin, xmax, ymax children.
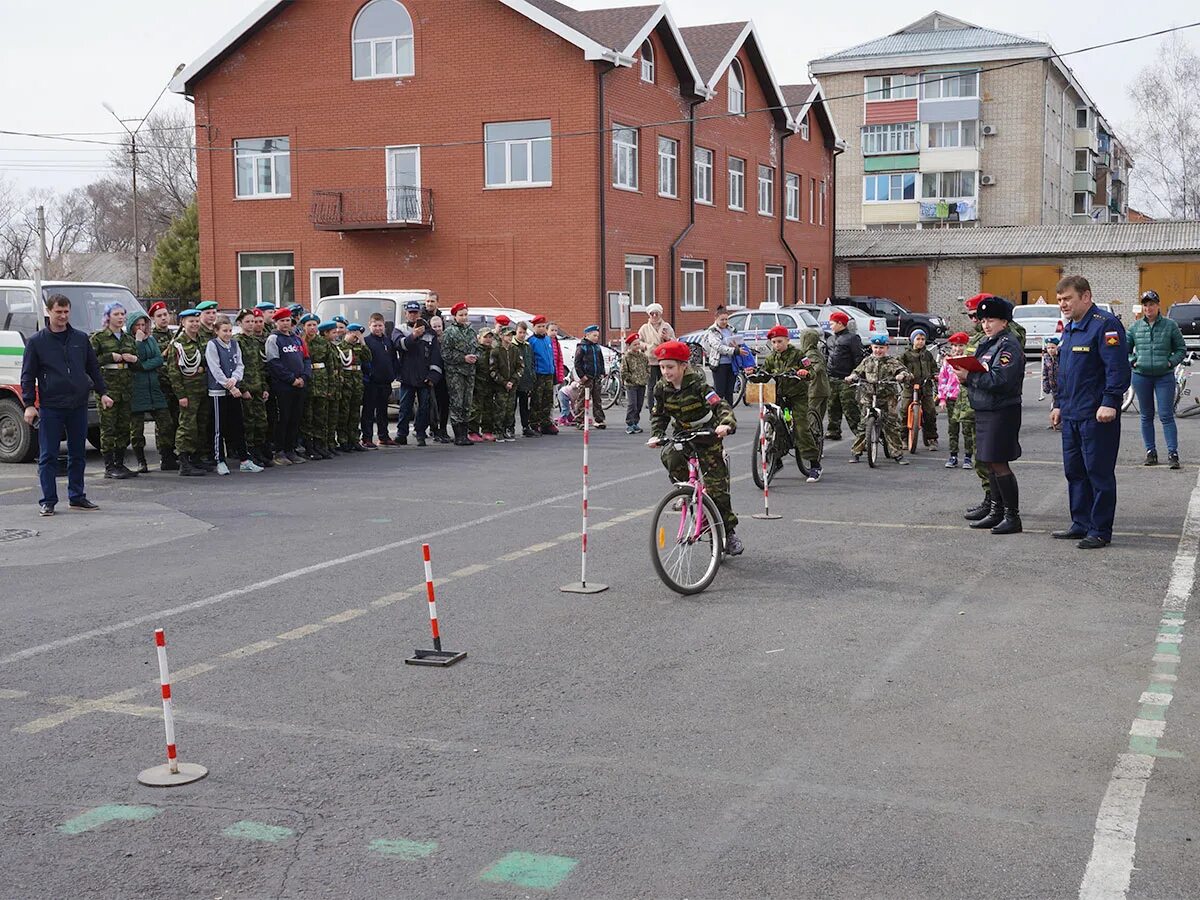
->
<box><xmin>1127</xmin><ymin>291</ymin><xmax>1187</xmax><ymax>468</ymax></box>
<box><xmin>127</xmin><ymin>311</ymin><xmax>171</xmax><ymax>472</ymax></box>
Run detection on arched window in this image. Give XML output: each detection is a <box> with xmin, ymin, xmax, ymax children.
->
<box><xmin>352</xmin><ymin>0</ymin><xmax>414</xmax><ymax>79</ymax></box>
<box><xmin>640</xmin><ymin>40</ymin><xmax>655</xmax><ymax>83</ymax></box>
<box><xmin>728</xmin><ymin>59</ymin><xmax>745</xmax><ymax>115</ymax></box>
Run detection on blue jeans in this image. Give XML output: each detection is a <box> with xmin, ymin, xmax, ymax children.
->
<box><xmin>1132</xmin><ymin>371</ymin><xmax>1178</xmax><ymax>454</ymax></box>
<box><xmin>397</xmin><ymin>383</ymin><xmax>431</xmax><ymax>437</ymax></box>
<box><xmin>37</xmin><ymin>405</ymin><xmax>88</xmax><ymax>506</ymax></box>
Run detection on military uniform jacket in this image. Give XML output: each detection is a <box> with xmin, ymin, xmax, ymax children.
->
<box><xmin>620</xmin><ymin>348</ymin><xmax>650</xmax><ymax>387</ymax></box>
<box><xmin>166</xmin><ymin>333</ymin><xmax>209</xmax><ymax>397</ymax></box>
<box><xmin>899</xmin><ymin>347</ymin><xmax>937</xmax><ymax>385</ymax></box>
<box><xmin>1054</xmin><ymin>304</ymin><xmax>1131</xmax><ymax>419</ymax></box>
<box><xmin>797</xmin><ymin>331</ymin><xmax>830</xmax><ymax>401</ymax></box>
<box><xmin>337</xmin><ymin>340</ymin><xmax>368</xmax><ymax>386</ymax></box>
<box><xmin>490</xmin><ymin>343</ymin><xmax>523</xmax><ymax>388</ymax></box>
<box><xmin>650</xmin><ymin>369</ymin><xmax>737</xmax><ymax>440</ymax></box>
<box><xmin>306</xmin><ymin>335</ymin><xmax>335</xmax><ymax>397</ymax></box>
<box><xmin>441</xmin><ymin>323</ymin><xmax>477</xmax><ymax>376</ymax></box>
<box><xmin>152</xmin><ymin>328</ymin><xmax>176</xmax><ymax>392</ymax></box>
<box><xmin>966</xmin><ymin>328</ymin><xmax>1024</xmax><ymax>411</ymax></box>
<box><xmin>90</xmin><ymin>329</ymin><xmax>137</xmax><ymax>392</ymax></box>
<box><xmin>851</xmin><ymin>355</ymin><xmax>910</xmax><ymax>397</ymax></box>
<box><xmin>237</xmin><ymin>333</ymin><xmax>267</xmax><ymax>395</ymax></box>
<box><xmin>762</xmin><ymin>346</ymin><xmax>808</xmax><ymax>402</ymax></box>
<box><xmin>474</xmin><ymin>346</ymin><xmax>494</xmax><ymax>386</ymax></box>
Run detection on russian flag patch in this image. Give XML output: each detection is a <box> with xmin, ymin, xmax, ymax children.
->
<box><xmin>705</xmin><ymin>390</ymin><xmax>721</xmax><ymax>407</ymax></box>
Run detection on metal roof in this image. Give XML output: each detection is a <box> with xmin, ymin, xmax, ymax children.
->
<box><xmin>815</xmin><ymin>25</ymin><xmax>1037</xmax><ymax>63</ymax></box>
<box><xmin>836</xmin><ymin>224</ymin><xmax>1200</xmax><ymax>260</ymax></box>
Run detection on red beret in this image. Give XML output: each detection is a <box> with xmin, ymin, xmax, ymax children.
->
<box><xmin>624</xmin><ymin>332</ymin><xmax>640</xmax><ymax>345</ymax></box>
<box><xmin>148</xmin><ymin>301</ymin><xmax>167</xmax><ymax>315</ymax></box>
<box><xmin>948</xmin><ymin>331</ymin><xmax>970</xmax><ymax>344</ymax></box>
<box><xmin>653</xmin><ymin>340</ymin><xmax>690</xmax><ymax>363</ymax></box>
<box><xmin>450</xmin><ymin>302</ymin><xmax>468</xmax><ymax>315</ymax></box>
<box><xmin>766</xmin><ymin>325</ymin><xmax>789</xmax><ymax>340</ymax></box>
<box><xmin>272</xmin><ymin>308</ymin><xmax>294</xmax><ymax>322</ymax></box>
<box><xmin>964</xmin><ymin>293</ymin><xmax>992</xmax><ymax>311</ymax></box>
<box><xmin>251</xmin><ymin>308</ymin><xmax>264</xmax><ymax>318</ymax></box>
<box><xmin>531</xmin><ymin>315</ymin><xmax>547</xmax><ymax>325</ymax></box>
<box><xmin>829</xmin><ymin>311</ymin><xmax>850</xmax><ymax>325</ymax></box>
<box><xmin>495</xmin><ymin>314</ymin><xmax>511</xmax><ymax>326</ymax></box>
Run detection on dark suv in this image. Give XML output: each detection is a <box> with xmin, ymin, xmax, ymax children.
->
<box><xmin>1167</xmin><ymin>300</ymin><xmax>1200</xmax><ymax>351</ymax></box>
<box><xmin>836</xmin><ymin>296</ymin><xmax>947</xmax><ymax>340</ymax></box>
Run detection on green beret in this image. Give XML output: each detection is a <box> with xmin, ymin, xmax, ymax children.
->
<box><xmin>195</xmin><ymin>300</ymin><xmax>218</xmax><ymax>311</ymax></box>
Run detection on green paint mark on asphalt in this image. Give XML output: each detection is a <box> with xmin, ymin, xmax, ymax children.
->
<box><xmin>369</xmin><ymin>838</ymin><xmax>438</xmax><ymax>859</ymax></box>
<box><xmin>57</xmin><ymin>804</ymin><xmax>159</xmax><ymax>835</ymax></box>
<box><xmin>1157</xmin><ymin>625</ymin><xmax>1182</xmax><ymax>634</ymax></box>
<box><xmin>1140</xmin><ymin>704</ymin><xmax>1167</xmax><ymax>721</ymax></box>
<box><xmin>1156</xmin><ymin>643</ymin><xmax>1181</xmax><ymax>656</ymax></box>
<box><xmin>1148</xmin><ymin>682</ymin><xmax>1176</xmax><ymax>695</ymax></box>
<box><xmin>222</xmin><ymin>820</ymin><xmax>294</xmax><ymax>843</ymax></box>
<box><xmin>480</xmin><ymin>852</ymin><xmax>578</xmax><ymax>891</ymax></box>
<box><xmin>1129</xmin><ymin>735</ymin><xmax>1184</xmax><ymax>758</ymax></box>
<box><xmin>248</xmin><ymin>511</ymin><xmax>270</xmax><ymax>517</ymax></box>
<box><xmin>367</xmin><ymin>518</ymin><xmax>392</xmax><ymax>524</ymax></box>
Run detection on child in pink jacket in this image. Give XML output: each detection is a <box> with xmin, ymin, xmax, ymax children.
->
<box><xmin>937</xmin><ymin>331</ymin><xmax>975</xmax><ymax>469</ymax></box>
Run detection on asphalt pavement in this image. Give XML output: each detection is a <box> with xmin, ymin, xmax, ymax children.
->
<box><xmin>1</xmin><ymin>372</ymin><xmax>1198</xmax><ymax>899</ymax></box>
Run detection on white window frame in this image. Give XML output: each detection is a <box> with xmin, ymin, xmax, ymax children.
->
<box><xmin>864</xmin><ymin>172</ymin><xmax>918</xmax><ymax>203</ymax></box>
<box><xmin>757</xmin><ymin>165</ymin><xmax>775</xmax><ymax>216</ymax></box>
<box><xmin>625</xmin><ymin>255</ymin><xmax>655</xmax><ymax>311</ymax></box>
<box><xmin>352</xmin><ymin>0</ymin><xmax>415</xmax><ymax>80</ymax></box>
<box><xmin>1076</xmin><ymin>106</ymin><xmax>1091</xmax><ymax>129</ymax></box>
<box><xmin>1073</xmin><ymin>191</ymin><xmax>1090</xmax><ymax>215</ymax></box>
<box><xmin>819</xmin><ymin>178</ymin><xmax>827</xmax><ymax>225</ymax></box>
<box><xmin>484</xmin><ymin>119</ymin><xmax>552</xmax><ymax>188</ymax></box>
<box><xmin>926</xmin><ymin>120</ymin><xmax>978</xmax><ymax>149</ymax></box>
<box><xmin>800</xmin><ymin>267</ymin><xmax>808</xmax><ymax>302</ymax></box>
<box><xmin>920</xmin><ymin>70</ymin><xmax>980</xmax><ymax>101</ymax></box>
<box><xmin>694</xmin><ymin>147</ymin><xmax>714</xmax><ymax>204</ymax></box>
<box><xmin>681</xmin><ymin>260</ymin><xmax>706</xmax><ymax>310</ymax></box>
<box><xmin>657</xmin><ymin>136</ymin><xmax>678</xmax><ymax>198</ymax></box>
<box><xmin>765</xmin><ymin>266</ymin><xmax>785</xmax><ymax>305</ymax></box>
<box><xmin>386</xmin><ymin>145</ymin><xmax>422</xmax><ymax>222</ymax></box>
<box><xmin>865</xmin><ymin>74</ymin><xmax>918</xmax><ymax>101</ymax></box>
<box><xmin>640</xmin><ymin>40</ymin><xmax>655</xmax><ymax>83</ymax></box>
<box><xmin>728</xmin><ymin>157</ymin><xmax>745</xmax><ymax>210</ymax></box>
<box><xmin>728</xmin><ymin>59</ymin><xmax>746</xmax><ymax>115</ymax></box>
<box><xmin>725</xmin><ymin>263</ymin><xmax>748</xmax><ymax>309</ymax></box>
<box><xmin>1074</xmin><ymin>149</ymin><xmax>1092</xmax><ymax>174</ymax></box>
<box><xmin>811</xmin><ymin>269</ymin><xmax>818</xmax><ymax>303</ymax></box>
<box><xmin>785</xmin><ymin>173</ymin><xmax>800</xmax><ymax>221</ymax></box>
<box><xmin>234</xmin><ymin>137</ymin><xmax>291</xmax><ymax>199</ymax></box>
<box><xmin>612</xmin><ymin>124</ymin><xmax>639</xmax><ymax>191</ymax></box>
<box><xmin>861</xmin><ymin>122</ymin><xmax>918</xmax><ymax>155</ymax></box>
<box><xmin>810</xmin><ymin>177</ymin><xmax>817</xmax><ymax>221</ymax></box>
<box><xmin>310</xmin><ymin>268</ymin><xmax>344</xmax><ymax>303</ymax></box>
<box><xmin>800</xmin><ymin>118</ymin><xmax>810</xmax><ymax>141</ymax></box>
<box><xmin>920</xmin><ymin>170</ymin><xmax>977</xmax><ymax>201</ymax></box>
<box><xmin>238</xmin><ymin>252</ymin><xmax>295</xmax><ymax>307</ymax></box>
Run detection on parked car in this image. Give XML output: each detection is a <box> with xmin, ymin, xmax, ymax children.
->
<box><xmin>678</xmin><ymin>307</ymin><xmax>822</xmax><ymax>367</ymax></box>
<box><xmin>837</xmin><ymin>295</ymin><xmax>948</xmax><ymax>339</ymax></box>
<box><xmin>316</xmin><ymin>290</ymin><xmax>438</xmax><ymax>335</ymax></box>
<box><xmin>808</xmin><ymin>304</ymin><xmax>891</xmax><ymax>345</ymax></box>
<box><xmin>1168</xmin><ymin>299</ymin><xmax>1200</xmax><ymax>351</ymax></box>
<box><xmin>1012</xmin><ymin>304</ymin><xmax>1063</xmax><ymax>351</ymax></box>
<box><xmin>0</xmin><ymin>280</ymin><xmax>147</xmax><ymax>463</ymax></box>
<box><xmin>460</xmin><ymin>306</ymin><xmax>618</xmax><ymax>380</ymax></box>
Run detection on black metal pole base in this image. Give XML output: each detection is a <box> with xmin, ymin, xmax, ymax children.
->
<box><xmin>405</xmin><ymin>648</ymin><xmax>468</xmax><ymax>667</ymax></box>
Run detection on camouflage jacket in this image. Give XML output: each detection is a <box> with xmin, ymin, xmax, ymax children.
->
<box><xmin>306</xmin><ymin>335</ymin><xmax>335</xmax><ymax>397</ymax></box>
<box><xmin>90</xmin><ymin>329</ymin><xmax>137</xmax><ymax>392</ymax></box>
<box><xmin>237</xmin><ymin>333</ymin><xmax>267</xmax><ymax>395</ymax></box>
<box><xmin>166</xmin><ymin>333</ymin><xmax>209</xmax><ymax>397</ymax></box>
<box><xmin>620</xmin><ymin>349</ymin><xmax>650</xmax><ymax>387</ymax></box>
<box><xmin>490</xmin><ymin>343</ymin><xmax>523</xmax><ymax>388</ymax></box>
<box><xmin>851</xmin><ymin>354</ymin><xmax>911</xmax><ymax>397</ymax></box>
<box><xmin>899</xmin><ymin>347</ymin><xmax>937</xmax><ymax>384</ymax></box>
<box><xmin>650</xmin><ymin>369</ymin><xmax>737</xmax><ymax>440</ymax></box>
<box><xmin>762</xmin><ymin>346</ymin><xmax>809</xmax><ymax>402</ymax></box>
<box><xmin>441</xmin><ymin>322</ymin><xmax>478</xmax><ymax>376</ymax></box>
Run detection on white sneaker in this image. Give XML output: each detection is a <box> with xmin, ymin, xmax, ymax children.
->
<box><xmin>240</xmin><ymin>459</ymin><xmax>264</xmax><ymax>473</ymax></box>
<box><xmin>216</xmin><ymin>461</ymin><xmax>230</xmax><ymax>476</ymax></box>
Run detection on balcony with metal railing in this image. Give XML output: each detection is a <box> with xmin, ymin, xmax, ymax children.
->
<box><xmin>309</xmin><ymin>186</ymin><xmax>435</xmax><ymax>231</ymax></box>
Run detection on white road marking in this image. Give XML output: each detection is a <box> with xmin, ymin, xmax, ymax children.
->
<box><xmin>1079</xmin><ymin>467</ymin><xmax>1200</xmax><ymax>899</ymax></box>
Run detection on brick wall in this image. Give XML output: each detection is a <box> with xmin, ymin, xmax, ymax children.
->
<box><xmin>977</xmin><ymin>59</ymin><xmax>1047</xmax><ymax>226</ymax></box>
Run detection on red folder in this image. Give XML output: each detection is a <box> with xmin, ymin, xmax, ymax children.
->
<box><xmin>946</xmin><ymin>355</ymin><xmax>986</xmax><ymax>373</ymax></box>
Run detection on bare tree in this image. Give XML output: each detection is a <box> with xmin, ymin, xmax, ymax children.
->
<box><xmin>107</xmin><ymin>108</ymin><xmax>198</xmax><ymax>241</ymax></box>
<box><xmin>1126</xmin><ymin>33</ymin><xmax>1200</xmax><ymax>219</ymax></box>
<box><xmin>0</xmin><ymin>177</ymin><xmax>35</xmax><ymax>279</ymax></box>
<box><xmin>0</xmin><ymin>178</ymin><xmax>91</xmax><ymax>279</ymax></box>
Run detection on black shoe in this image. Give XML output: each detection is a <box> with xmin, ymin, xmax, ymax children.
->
<box><xmin>1078</xmin><ymin>536</ymin><xmax>1110</xmax><ymax>550</ymax></box>
<box><xmin>103</xmin><ymin>451</ymin><xmax>130</xmax><ymax>480</ymax></box>
<box><xmin>969</xmin><ymin>501</ymin><xmax>1005</xmax><ymax>530</ymax></box>
<box><xmin>826</xmin><ymin>433</ymin><xmax>841</xmax><ymax>441</ymax></box>
<box><xmin>1145</xmin><ymin>449</ymin><xmax>1159</xmax><ymax>466</ymax></box>
<box><xmin>319</xmin><ymin>443</ymin><xmax>335</xmax><ymax>460</ymax></box>
<box><xmin>38</xmin><ymin>503</ymin><xmax>55</xmax><ymax>517</ymax></box>
<box><xmin>134</xmin><ymin>451</ymin><xmax>150</xmax><ymax>474</ymax></box>
<box><xmin>117</xmin><ymin>450</ymin><xmax>138</xmax><ymax>477</ymax></box>
<box><xmin>68</xmin><ymin>497</ymin><xmax>100</xmax><ymax>510</ymax></box>
<box><xmin>416</xmin><ymin>436</ymin><xmax>427</xmax><ymax>447</ymax></box>
<box><xmin>396</xmin><ymin>435</ymin><xmax>409</xmax><ymax>446</ymax></box>
<box><xmin>964</xmin><ymin>494</ymin><xmax>992</xmax><ymax>521</ymax></box>
<box><xmin>1169</xmin><ymin>452</ymin><xmax>1181</xmax><ymax>470</ymax></box>
<box><xmin>522</xmin><ymin>427</ymin><xmax>536</xmax><ymax>437</ymax></box>
<box><xmin>178</xmin><ymin>453</ymin><xmax>206</xmax><ymax>477</ymax></box>
<box><xmin>160</xmin><ymin>449</ymin><xmax>180</xmax><ymax>472</ymax></box>
<box><xmin>1052</xmin><ymin>528</ymin><xmax>1086</xmax><ymax>539</ymax></box>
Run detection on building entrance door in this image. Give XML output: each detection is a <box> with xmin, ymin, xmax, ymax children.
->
<box><xmin>386</xmin><ymin>147</ymin><xmax>421</xmax><ymax>223</ymax></box>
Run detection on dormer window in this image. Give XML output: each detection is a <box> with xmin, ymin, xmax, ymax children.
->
<box><xmin>352</xmin><ymin>0</ymin><xmax>414</xmax><ymax>80</ymax></box>
<box><xmin>640</xmin><ymin>40</ymin><xmax>655</xmax><ymax>83</ymax></box>
<box><xmin>728</xmin><ymin>59</ymin><xmax>745</xmax><ymax>115</ymax></box>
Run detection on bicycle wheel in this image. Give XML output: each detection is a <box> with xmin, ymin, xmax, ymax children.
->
<box><xmin>796</xmin><ymin>410</ymin><xmax>825</xmax><ymax>477</ymax></box>
<box><xmin>907</xmin><ymin>403</ymin><xmax>920</xmax><ymax>454</ymax></box>
<box><xmin>734</xmin><ymin>370</ymin><xmax>749</xmax><ymax>407</ymax></box>
<box><xmin>650</xmin><ymin>486</ymin><xmax>725</xmax><ymax>595</ymax></box>
<box><xmin>601</xmin><ymin>372</ymin><xmax>622</xmax><ymax>410</ymax></box>
<box><xmin>866</xmin><ymin>417</ymin><xmax>880</xmax><ymax>468</ymax></box>
<box><xmin>751</xmin><ymin>419</ymin><xmax>780</xmax><ymax>489</ymax></box>
<box><xmin>1122</xmin><ymin>384</ymin><xmax>1137</xmax><ymax>413</ymax></box>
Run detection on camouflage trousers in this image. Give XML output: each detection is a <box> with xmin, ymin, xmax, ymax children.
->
<box><xmin>97</xmin><ymin>389</ymin><xmax>133</xmax><ymax>453</ymax></box>
<box><xmin>825</xmin><ymin>379</ymin><xmax>861</xmax><ymax>440</ymax></box>
<box><xmin>174</xmin><ymin>392</ymin><xmax>210</xmax><ymax>454</ymax></box>
<box><xmin>338</xmin><ymin>382</ymin><xmax>363</xmax><ymax>446</ymax></box>
<box><xmin>243</xmin><ymin>395</ymin><xmax>269</xmax><ymax>449</ymax></box>
<box><xmin>446</xmin><ymin>370</ymin><xmax>475</xmax><ymax>427</ymax></box>
<box><xmin>494</xmin><ymin>387</ymin><xmax>517</xmax><ymax>433</ymax></box>
<box><xmin>944</xmin><ymin>395</ymin><xmax>975</xmax><ymax>455</ymax></box>
<box><xmin>662</xmin><ymin>441</ymin><xmax>738</xmax><ymax>532</ymax></box>
<box><xmin>901</xmin><ymin>383</ymin><xmax>939</xmax><ymax>444</ymax></box>
<box><xmin>777</xmin><ymin>395</ymin><xmax>818</xmax><ymax>463</ymax></box>
<box><xmin>532</xmin><ymin>374</ymin><xmax>555</xmax><ymax>429</ymax></box>
<box><xmin>325</xmin><ymin>386</ymin><xmax>342</xmax><ymax>447</ymax></box>
<box><xmin>957</xmin><ymin>397</ymin><xmax>989</xmax><ymax>489</ymax></box>
<box><xmin>852</xmin><ymin>399</ymin><xmax>903</xmax><ymax>457</ymax></box>
<box><xmin>301</xmin><ymin>393</ymin><xmax>330</xmax><ymax>444</ymax></box>
<box><xmin>131</xmin><ymin>408</ymin><xmax>175</xmax><ymax>453</ymax></box>
<box><xmin>471</xmin><ymin>381</ymin><xmax>497</xmax><ymax>433</ymax></box>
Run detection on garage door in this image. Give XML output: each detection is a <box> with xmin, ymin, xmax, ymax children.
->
<box><xmin>848</xmin><ymin>265</ymin><xmax>928</xmax><ymax>312</ymax></box>
<box><xmin>1140</xmin><ymin>263</ymin><xmax>1200</xmax><ymax>311</ymax></box>
<box><xmin>980</xmin><ymin>265</ymin><xmax>1062</xmax><ymax>306</ymax></box>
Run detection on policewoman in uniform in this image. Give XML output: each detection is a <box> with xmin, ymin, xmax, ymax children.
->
<box><xmin>1050</xmin><ymin>275</ymin><xmax>1131</xmax><ymax>549</ymax></box>
<box><xmin>954</xmin><ymin>296</ymin><xmax>1025</xmax><ymax>535</ymax></box>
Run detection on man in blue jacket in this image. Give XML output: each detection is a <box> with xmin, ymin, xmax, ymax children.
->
<box><xmin>264</xmin><ymin>307</ymin><xmax>311</xmax><ymax>465</ymax></box>
<box><xmin>20</xmin><ymin>293</ymin><xmax>112</xmax><ymax>516</ymax></box>
<box><xmin>1050</xmin><ymin>275</ymin><xmax>1132</xmax><ymax>549</ymax></box>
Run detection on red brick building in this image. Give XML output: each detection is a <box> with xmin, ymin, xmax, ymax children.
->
<box><xmin>171</xmin><ymin>0</ymin><xmax>840</xmax><ymax>335</ymax></box>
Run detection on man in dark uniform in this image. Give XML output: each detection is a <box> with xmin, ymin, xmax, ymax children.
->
<box><xmin>1050</xmin><ymin>275</ymin><xmax>1132</xmax><ymax>549</ymax></box>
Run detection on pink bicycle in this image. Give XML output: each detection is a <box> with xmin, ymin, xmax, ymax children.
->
<box><xmin>649</xmin><ymin>429</ymin><xmax>725</xmax><ymax>594</ymax></box>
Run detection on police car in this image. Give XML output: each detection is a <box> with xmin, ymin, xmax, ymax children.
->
<box><xmin>678</xmin><ymin>307</ymin><xmax>823</xmax><ymax>367</ymax></box>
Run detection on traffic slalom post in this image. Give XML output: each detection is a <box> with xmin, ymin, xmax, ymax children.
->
<box><xmin>752</xmin><ymin>387</ymin><xmax>781</xmax><ymax>520</ymax></box>
<box><xmin>405</xmin><ymin>544</ymin><xmax>467</xmax><ymax>667</ymax></box>
<box><xmin>561</xmin><ymin>387</ymin><xmax>609</xmax><ymax>594</ymax></box>
<box><xmin>136</xmin><ymin>629</ymin><xmax>208</xmax><ymax>787</ymax></box>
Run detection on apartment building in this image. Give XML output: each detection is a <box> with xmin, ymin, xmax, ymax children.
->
<box><xmin>169</xmin><ymin>0</ymin><xmax>838</xmax><ymax>335</ymax></box>
<box><xmin>810</xmin><ymin>11</ymin><xmax>1133</xmax><ymax>232</ymax></box>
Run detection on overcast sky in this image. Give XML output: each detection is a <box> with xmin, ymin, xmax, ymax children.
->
<box><xmin>2</xmin><ymin>0</ymin><xmax>1196</xmax><ymax>206</ymax></box>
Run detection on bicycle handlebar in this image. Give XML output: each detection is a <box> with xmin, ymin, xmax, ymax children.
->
<box><xmin>647</xmin><ymin>429</ymin><xmax>715</xmax><ymax>447</ymax></box>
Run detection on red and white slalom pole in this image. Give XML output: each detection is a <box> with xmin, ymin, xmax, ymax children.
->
<box><xmin>561</xmin><ymin>387</ymin><xmax>608</xmax><ymax>593</ymax></box>
<box><xmin>136</xmin><ymin>629</ymin><xmax>207</xmax><ymax>786</ymax></box>
<box><xmin>422</xmin><ymin>543</ymin><xmax>442</xmax><ymax>654</ymax></box>
<box><xmin>753</xmin><ymin>386</ymin><xmax>781</xmax><ymax>520</ymax></box>
<box><xmin>405</xmin><ymin>544</ymin><xmax>467</xmax><ymax>666</ymax></box>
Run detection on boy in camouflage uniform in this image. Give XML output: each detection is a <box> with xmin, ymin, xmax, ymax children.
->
<box><xmin>469</xmin><ymin>329</ymin><xmax>498</xmax><ymax>441</ymax></box>
<box><xmin>845</xmin><ymin>335</ymin><xmax>912</xmax><ymax>464</ymax></box>
<box><xmin>441</xmin><ymin>303</ymin><xmax>478</xmax><ymax>446</ymax></box>
<box><xmin>490</xmin><ymin>326</ymin><xmax>523</xmax><ymax>441</ymax></box>
<box><xmin>649</xmin><ymin>340</ymin><xmax>743</xmax><ymax>556</ymax></box>
<box><xmin>146</xmin><ymin>302</ymin><xmax>179</xmax><ymax>470</ymax></box>
<box><xmin>323</xmin><ymin>321</ymin><xmax>344</xmax><ymax>455</ymax></box>
<box><xmin>621</xmin><ymin>333</ymin><xmax>650</xmax><ymax>434</ymax></box>
<box><xmin>300</xmin><ymin>319</ymin><xmax>337</xmax><ymax>459</ymax></box>
<box><xmin>760</xmin><ymin>325</ymin><xmax>822</xmax><ymax>480</ymax></box>
<box><xmin>799</xmin><ymin>328</ymin><xmax>830</xmax><ymax>442</ymax></box>
<box><xmin>235</xmin><ymin>309</ymin><xmax>272</xmax><ymax>467</ymax></box>
<box><xmin>899</xmin><ymin>329</ymin><xmax>939</xmax><ymax>450</ymax></box>
<box><xmin>90</xmin><ymin>302</ymin><xmax>139</xmax><ymax>479</ymax></box>
<box><xmin>337</xmin><ymin>324</ymin><xmax>368</xmax><ymax>451</ymax></box>
<box><xmin>165</xmin><ymin>309</ymin><xmax>210</xmax><ymax>476</ymax></box>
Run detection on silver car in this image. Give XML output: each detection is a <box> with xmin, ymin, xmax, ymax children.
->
<box><xmin>1012</xmin><ymin>304</ymin><xmax>1063</xmax><ymax>351</ymax></box>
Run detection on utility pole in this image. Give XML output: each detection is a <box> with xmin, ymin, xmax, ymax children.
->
<box><xmin>34</xmin><ymin>205</ymin><xmax>47</xmax><ymax>304</ymax></box>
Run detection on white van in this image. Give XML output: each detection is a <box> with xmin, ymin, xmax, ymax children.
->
<box><xmin>1</xmin><ymin>281</ymin><xmax>147</xmax><ymax>463</ymax></box>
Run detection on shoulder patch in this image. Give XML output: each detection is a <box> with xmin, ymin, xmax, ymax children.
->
<box><xmin>998</xmin><ymin>351</ymin><xmax>1013</xmax><ymax>366</ymax></box>
<box><xmin>1106</xmin><ymin>332</ymin><xmax>1120</xmax><ymax>347</ymax></box>
<box><xmin>704</xmin><ymin>390</ymin><xmax>722</xmax><ymax>407</ymax></box>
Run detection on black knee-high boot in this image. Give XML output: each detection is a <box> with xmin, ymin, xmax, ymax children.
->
<box><xmin>991</xmin><ymin>473</ymin><xmax>1022</xmax><ymax>534</ymax></box>
<box><xmin>970</xmin><ymin>472</ymin><xmax>1005</xmax><ymax>529</ymax></box>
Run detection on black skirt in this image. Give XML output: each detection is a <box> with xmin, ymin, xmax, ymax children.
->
<box><xmin>975</xmin><ymin>405</ymin><xmax>1022</xmax><ymax>462</ymax></box>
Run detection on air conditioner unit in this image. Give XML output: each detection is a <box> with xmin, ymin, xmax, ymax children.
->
<box><xmin>981</xmin><ymin>124</ymin><xmax>998</xmax><ymax>136</ymax></box>
<box><xmin>980</xmin><ymin>174</ymin><xmax>997</xmax><ymax>186</ymax></box>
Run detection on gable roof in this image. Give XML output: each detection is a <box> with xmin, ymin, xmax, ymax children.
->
<box><xmin>523</xmin><ymin>0</ymin><xmax>658</xmax><ymax>51</ymax></box>
<box><xmin>781</xmin><ymin>82</ymin><xmax>845</xmax><ymax>146</ymax></box>
<box><xmin>780</xmin><ymin>83</ymin><xmax>814</xmax><ymax>118</ymax></box>
<box><xmin>679</xmin><ymin>22</ymin><xmax>749</xmax><ymax>85</ymax></box>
